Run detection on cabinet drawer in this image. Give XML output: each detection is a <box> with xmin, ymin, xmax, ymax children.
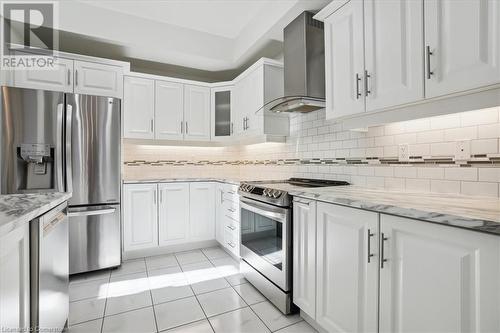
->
<box><xmin>224</xmin><ymin>227</ymin><xmax>239</xmax><ymax>255</ymax></box>
<box><xmin>223</xmin><ymin>200</ymin><xmax>239</xmax><ymax>221</ymax></box>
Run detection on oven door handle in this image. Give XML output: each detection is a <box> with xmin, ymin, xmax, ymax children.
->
<box><xmin>240</xmin><ymin>198</ymin><xmax>287</xmax><ymax>223</ymax></box>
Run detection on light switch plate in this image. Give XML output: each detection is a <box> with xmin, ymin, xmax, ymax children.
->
<box><xmin>398</xmin><ymin>144</ymin><xmax>410</xmax><ymax>162</ymax></box>
<box><xmin>455</xmin><ymin>140</ymin><xmax>471</xmax><ymax>161</ymax></box>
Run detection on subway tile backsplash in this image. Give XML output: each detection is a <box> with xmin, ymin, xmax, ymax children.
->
<box><xmin>123</xmin><ymin>106</ymin><xmax>500</xmax><ymax>197</ymax></box>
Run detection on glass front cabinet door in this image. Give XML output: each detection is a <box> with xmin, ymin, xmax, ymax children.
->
<box><xmin>211</xmin><ymin>85</ymin><xmax>233</xmax><ymax>141</ymax></box>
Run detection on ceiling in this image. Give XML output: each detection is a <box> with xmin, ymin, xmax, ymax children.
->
<box><xmin>51</xmin><ymin>0</ymin><xmax>330</xmax><ymax>73</ymax></box>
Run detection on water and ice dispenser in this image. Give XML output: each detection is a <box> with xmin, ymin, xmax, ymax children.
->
<box><xmin>17</xmin><ymin>143</ymin><xmax>55</xmax><ymax>191</ymax></box>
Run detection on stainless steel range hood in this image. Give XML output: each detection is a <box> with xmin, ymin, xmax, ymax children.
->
<box><xmin>261</xmin><ymin>12</ymin><xmax>325</xmax><ymax>114</ymax></box>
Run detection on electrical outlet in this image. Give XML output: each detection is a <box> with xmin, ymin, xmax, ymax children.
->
<box><xmin>398</xmin><ymin>144</ymin><xmax>410</xmax><ymax>162</ymax></box>
<box><xmin>455</xmin><ymin>140</ymin><xmax>471</xmax><ymax>161</ymax></box>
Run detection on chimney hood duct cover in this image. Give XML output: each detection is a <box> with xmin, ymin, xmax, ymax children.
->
<box><xmin>260</xmin><ymin>11</ymin><xmax>325</xmax><ymax>114</ymax></box>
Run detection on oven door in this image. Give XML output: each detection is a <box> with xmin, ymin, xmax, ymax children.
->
<box><xmin>239</xmin><ymin>196</ymin><xmax>291</xmax><ymax>291</ymax></box>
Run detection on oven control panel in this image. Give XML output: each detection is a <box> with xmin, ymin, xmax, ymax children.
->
<box><xmin>239</xmin><ymin>184</ymin><xmax>283</xmax><ymax>199</ymax></box>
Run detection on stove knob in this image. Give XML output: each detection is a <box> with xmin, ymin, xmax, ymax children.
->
<box><xmin>271</xmin><ymin>189</ymin><xmax>280</xmax><ymax>198</ymax></box>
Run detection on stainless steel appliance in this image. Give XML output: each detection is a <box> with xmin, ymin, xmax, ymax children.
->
<box><xmin>258</xmin><ymin>12</ymin><xmax>326</xmax><ymax>114</ymax></box>
<box><xmin>30</xmin><ymin>201</ymin><xmax>69</xmax><ymax>332</ymax></box>
<box><xmin>1</xmin><ymin>86</ymin><xmax>121</xmax><ymax>275</ymax></box>
<box><xmin>238</xmin><ymin>178</ymin><xmax>349</xmax><ymax>314</ymax></box>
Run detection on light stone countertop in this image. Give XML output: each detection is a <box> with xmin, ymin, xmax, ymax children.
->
<box><xmin>0</xmin><ymin>192</ymin><xmax>72</xmax><ymax>237</ymax></box>
<box><xmin>288</xmin><ymin>185</ymin><xmax>500</xmax><ymax>236</ymax></box>
<box><xmin>122</xmin><ymin>178</ymin><xmax>244</xmax><ymax>186</ymax></box>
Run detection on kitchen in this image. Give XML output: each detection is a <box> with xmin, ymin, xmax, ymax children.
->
<box><xmin>1</xmin><ymin>0</ymin><xmax>500</xmax><ymax>332</ymax></box>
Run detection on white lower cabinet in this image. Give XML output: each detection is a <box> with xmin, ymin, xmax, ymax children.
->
<box><xmin>189</xmin><ymin>182</ymin><xmax>215</xmax><ymax>241</ymax></box>
<box><xmin>123</xmin><ymin>184</ymin><xmax>158</xmax><ymax>252</ymax></box>
<box><xmin>214</xmin><ymin>183</ymin><xmax>240</xmax><ymax>257</ymax></box>
<box><xmin>293</xmin><ymin>199</ymin><xmax>500</xmax><ymax>333</ymax></box>
<box><xmin>123</xmin><ymin>182</ymin><xmax>218</xmax><ymax>254</ymax></box>
<box><xmin>292</xmin><ymin>199</ymin><xmax>317</xmax><ymax>319</ymax></box>
<box><xmin>215</xmin><ymin>184</ymin><xmax>226</xmax><ymax>245</ymax></box>
<box><xmin>316</xmin><ymin>202</ymin><xmax>379</xmax><ymax>333</ymax></box>
<box><xmin>0</xmin><ymin>224</ymin><xmax>30</xmax><ymax>331</ymax></box>
<box><xmin>379</xmin><ymin>214</ymin><xmax>500</xmax><ymax>333</ymax></box>
<box><xmin>158</xmin><ymin>183</ymin><xmax>189</xmax><ymax>246</ymax></box>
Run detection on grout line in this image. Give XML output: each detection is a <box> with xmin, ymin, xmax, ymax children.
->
<box><xmin>100</xmin><ymin>269</ymin><xmax>112</xmax><ymax>333</ymax></box>
<box><xmin>144</xmin><ymin>257</ymin><xmax>160</xmax><ymax>333</ymax></box>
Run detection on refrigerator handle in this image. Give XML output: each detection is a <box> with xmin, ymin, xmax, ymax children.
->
<box><xmin>56</xmin><ymin>104</ymin><xmax>65</xmax><ymax>192</ymax></box>
<box><xmin>65</xmin><ymin>104</ymin><xmax>73</xmax><ymax>193</ymax></box>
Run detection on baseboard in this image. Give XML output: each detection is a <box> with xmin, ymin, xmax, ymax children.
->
<box><xmin>122</xmin><ymin>239</ymin><xmax>218</xmax><ymax>260</ymax></box>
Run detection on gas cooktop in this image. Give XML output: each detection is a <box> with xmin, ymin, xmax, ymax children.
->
<box><xmin>238</xmin><ymin>178</ymin><xmax>350</xmax><ymax>207</ymax></box>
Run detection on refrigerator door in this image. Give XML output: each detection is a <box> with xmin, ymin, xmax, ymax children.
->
<box><xmin>66</xmin><ymin>94</ymin><xmax>121</xmax><ymax>206</ymax></box>
<box><xmin>68</xmin><ymin>204</ymin><xmax>121</xmax><ymax>274</ymax></box>
<box><xmin>1</xmin><ymin>86</ymin><xmax>65</xmax><ymax>194</ymax></box>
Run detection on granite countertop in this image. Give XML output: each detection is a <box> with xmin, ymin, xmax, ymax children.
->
<box><xmin>123</xmin><ymin>178</ymin><xmax>244</xmax><ymax>186</ymax></box>
<box><xmin>288</xmin><ymin>185</ymin><xmax>500</xmax><ymax>236</ymax></box>
<box><xmin>0</xmin><ymin>192</ymin><xmax>72</xmax><ymax>237</ymax></box>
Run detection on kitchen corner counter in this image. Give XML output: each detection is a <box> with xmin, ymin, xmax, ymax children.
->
<box><xmin>122</xmin><ymin>178</ymin><xmax>243</xmax><ymax>186</ymax></box>
<box><xmin>290</xmin><ymin>186</ymin><xmax>500</xmax><ymax>236</ymax></box>
<box><xmin>0</xmin><ymin>192</ymin><xmax>72</xmax><ymax>237</ymax></box>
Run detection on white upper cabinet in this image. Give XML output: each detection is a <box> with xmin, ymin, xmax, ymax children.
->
<box><xmin>364</xmin><ymin>0</ymin><xmax>424</xmax><ymax>111</ymax></box>
<box><xmin>74</xmin><ymin>60</ymin><xmax>123</xmax><ymax>98</ymax></box>
<box><xmin>379</xmin><ymin>214</ymin><xmax>500</xmax><ymax>333</ymax></box>
<box><xmin>13</xmin><ymin>56</ymin><xmax>73</xmax><ymax>93</ymax></box>
<box><xmin>292</xmin><ymin>199</ymin><xmax>317</xmax><ymax>319</ymax></box>
<box><xmin>123</xmin><ymin>184</ymin><xmax>158</xmax><ymax>252</ymax></box>
<box><xmin>424</xmin><ymin>0</ymin><xmax>500</xmax><ymax>98</ymax></box>
<box><xmin>155</xmin><ymin>80</ymin><xmax>184</xmax><ymax>140</ymax></box>
<box><xmin>184</xmin><ymin>85</ymin><xmax>211</xmax><ymax>141</ymax></box>
<box><xmin>123</xmin><ymin>76</ymin><xmax>155</xmax><ymax>139</ymax></box>
<box><xmin>189</xmin><ymin>182</ymin><xmax>215</xmax><ymax>241</ymax></box>
<box><xmin>324</xmin><ymin>0</ymin><xmax>365</xmax><ymax>119</ymax></box>
<box><xmin>158</xmin><ymin>183</ymin><xmax>190</xmax><ymax>247</ymax></box>
<box><xmin>316</xmin><ymin>202</ymin><xmax>379</xmax><ymax>333</ymax></box>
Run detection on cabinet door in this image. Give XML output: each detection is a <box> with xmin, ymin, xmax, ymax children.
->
<box><xmin>155</xmin><ymin>80</ymin><xmax>184</xmax><ymax>140</ymax></box>
<box><xmin>189</xmin><ymin>182</ymin><xmax>215</xmax><ymax>241</ymax></box>
<box><xmin>158</xmin><ymin>183</ymin><xmax>189</xmax><ymax>247</ymax></box>
<box><xmin>0</xmin><ymin>224</ymin><xmax>30</xmax><ymax>331</ymax></box>
<box><xmin>211</xmin><ymin>87</ymin><xmax>233</xmax><ymax>141</ymax></box>
<box><xmin>293</xmin><ymin>200</ymin><xmax>317</xmax><ymax>319</ymax></box>
<box><xmin>74</xmin><ymin>60</ymin><xmax>123</xmax><ymax>98</ymax></box>
<box><xmin>13</xmin><ymin>55</ymin><xmax>73</xmax><ymax>93</ymax></box>
<box><xmin>184</xmin><ymin>85</ymin><xmax>211</xmax><ymax>141</ymax></box>
<box><xmin>379</xmin><ymin>214</ymin><xmax>500</xmax><ymax>333</ymax></box>
<box><xmin>215</xmin><ymin>184</ymin><xmax>225</xmax><ymax>245</ymax></box>
<box><xmin>425</xmin><ymin>0</ymin><xmax>500</xmax><ymax>98</ymax></box>
<box><xmin>316</xmin><ymin>202</ymin><xmax>378</xmax><ymax>333</ymax></box>
<box><xmin>123</xmin><ymin>184</ymin><xmax>158</xmax><ymax>251</ymax></box>
<box><xmin>232</xmin><ymin>80</ymin><xmax>245</xmax><ymax>136</ymax></box>
<box><xmin>243</xmin><ymin>68</ymin><xmax>264</xmax><ymax>135</ymax></box>
<box><xmin>364</xmin><ymin>0</ymin><xmax>424</xmax><ymax>111</ymax></box>
<box><xmin>123</xmin><ymin>76</ymin><xmax>155</xmax><ymax>139</ymax></box>
<box><xmin>325</xmin><ymin>0</ymin><xmax>365</xmax><ymax>119</ymax></box>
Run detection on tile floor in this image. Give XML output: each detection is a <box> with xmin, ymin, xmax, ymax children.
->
<box><xmin>68</xmin><ymin>247</ymin><xmax>317</xmax><ymax>333</ymax></box>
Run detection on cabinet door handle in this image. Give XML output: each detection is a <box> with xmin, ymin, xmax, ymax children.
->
<box><xmin>75</xmin><ymin>69</ymin><xmax>78</xmax><ymax>86</ymax></box>
<box><xmin>231</xmin><ymin>122</ymin><xmax>234</xmax><ymax>134</ymax></box>
<box><xmin>181</xmin><ymin>121</ymin><xmax>184</xmax><ymax>134</ymax></box>
<box><xmin>355</xmin><ymin>73</ymin><xmax>362</xmax><ymax>99</ymax></box>
<box><xmin>150</xmin><ymin>119</ymin><xmax>154</xmax><ymax>132</ymax></box>
<box><xmin>220</xmin><ymin>189</ymin><xmax>224</xmax><ymax>204</ymax></box>
<box><xmin>364</xmin><ymin>70</ymin><xmax>371</xmax><ymax>96</ymax></box>
<box><xmin>426</xmin><ymin>46</ymin><xmax>434</xmax><ymax>79</ymax></box>
<box><xmin>159</xmin><ymin>189</ymin><xmax>162</xmax><ymax>203</ymax></box>
<box><xmin>153</xmin><ymin>190</ymin><xmax>156</xmax><ymax>205</ymax></box>
<box><xmin>243</xmin><ymin>117</ymin><xmax>246</xmax><ymax>130</ymax></box>
<box><xmin>67</xmin><ymin>69</ymin><xmax>70</xmax><ymax>85</ymax></box>
<box><xmin>185</xmin><ymin>121</ymin><xmax>188</xmax><ymax>134</ymax></box>
<box><xmin>380</xmin><ymin>232</ymin><xmax>389</xmax><ymax>269</ymax></box>
<box><xmin>367</xmin><ymin>229</ymin><xmax>375</xmax><ymax>263</ymax></box>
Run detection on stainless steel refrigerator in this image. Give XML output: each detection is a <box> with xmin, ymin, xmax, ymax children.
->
<box><xmin>1</xmin><ymin>86</ymin><xmax>121</xmax><ymax>276</ymax></box>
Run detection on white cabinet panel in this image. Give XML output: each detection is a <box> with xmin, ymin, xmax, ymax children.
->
<box><xmin>189</xmin><ymin>182</ymin><xmax>215</xmax><ymax>241</ymax></box>
<box><xmin>211</xmin><ymin>86</ymin><xmax>233</xmax><ymax>141</ymax></box>
<box><xmin>74</xmin><ymin>61</ymin><xmax>123</xmax><ymax>98</ymax></box>
<box><xmin>158</xmin><ymin>183</ymin><xmax>190</xmax><ymax>247</ymax></box>
<box><xmin>123</xmin><ymin>76</ymin><xmax>155</xmax><ymax>139</ymax></box>
<box><xmin>123</xmin><ymin>184</ymin><xmax>158</xmax><ymax>251</ymax></box>
<box><xmin>14</xmin><ymin>56</ymin><xmax>73</xmax><ymax>93</ymax></box>
<box><xmin>316</xmin><ymin>202</ymin><xmax>378</xmax><ymax>333</ymax></box>
<box><xmin>364</xmin><ymin>0</ymin><xmax>424</xmax><ymax>111</ymax></box>
<box><xmin>379</xmin><ymin>214</ymin><xmax>500</xmax><ymax>333</ymax></box>
<box><xmin>425</xmin><ymin>0</ymin><xmax>500</xmax><ymax>97</ymax></box>
<box><xmin>0</xmin><ymin>224</ymin><xmax>30</xmax><ymax>331</ymax></box>
<box><xmin>215</xmin><ymin>184</ymin><xmax>225</xmax><ymax>245</ymax></box>
<box><xmin>292</xmin><ymin>200</ymin><xmax>317</xmax><ymax>319</ymax></box>
<box><xmin>184</xmin><ymin>85</ymin><xmax>211</xmax><ymax>141</ymax></box>
<box><xmin>155</xmin><ymin>80</ymin><xmax>184</xmax><ymax>140</ymax></box>
<box><xmin>325</xmin><ymin>0</ymin><xmax>365</xmax><ymax>119</ymax></box>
